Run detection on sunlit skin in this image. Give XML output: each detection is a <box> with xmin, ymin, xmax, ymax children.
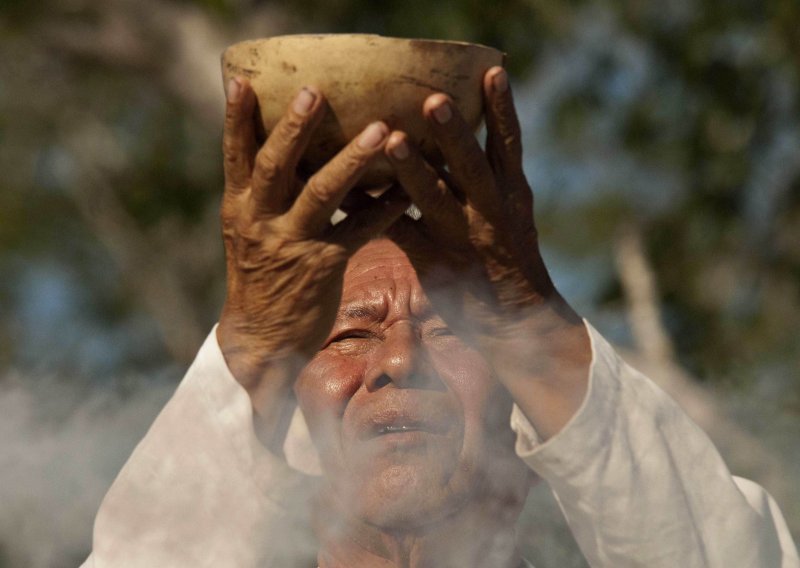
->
<box><xmin>295</xmin><ymin>239</ymin><xmax>532</xmax><ymax>567</ymax></box>
<box><xmin>215</xmin><ymin>66</ymin><xmax>591</xmax><ymax>567</ymax></box>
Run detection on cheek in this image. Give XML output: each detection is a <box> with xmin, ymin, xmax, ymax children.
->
<box><xmin>428</xmin><ymin>347</ymin><xmax>525</xmax><ymax>504</ymax></box>
<box><xmin>294</xmin><ymin>354</ymin><xmax>365</xmax><ymax>464</ymax></box>
<box><xmin>429</xmin><ymin>348</ymin><xmax>493</xmax><ymax>410</ymax></box>
<box><xmin>428</xmin><ymin>347</ymin><xmax>512</xmax><ymax>445</ymax></box>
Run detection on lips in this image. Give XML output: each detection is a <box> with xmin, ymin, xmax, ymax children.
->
<box><xmin>377</xmin><ymin>424</ymin><xmax>422</xmax><ymax>435</ymax></box>
<box><xmin>367</xmin><ymin>415</ymin><xmax>444</xmax><ymax>439</ymax></box>
<box><xmin>352</xmin><ymin>392</ymin><xmax>455</xmax><ymax>442</ymax></box>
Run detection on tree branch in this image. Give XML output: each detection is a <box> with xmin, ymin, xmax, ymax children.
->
<box><xmin>613</xmin><ymin>222</ymin><xmax>791</xmax><ymax>499</ymax></box>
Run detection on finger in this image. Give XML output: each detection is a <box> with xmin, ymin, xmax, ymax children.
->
<box><xmin>483</xmin><ymin>67</ymin><xmax>535</xmax><ymax>224</ymax></box>
<box><xmin>385</xmin><ymin>131</ymin><xmax>465</xmax><ymax>235</ymax></box>
<box><xmin>223</xmin><ymin>78</ymin><xmax>258</xmax><ymax>194</ymax></box>
<box><xmin>251</xmin><ymin>87</ymin><xmax>325</xmax><ymax>212</ymax></box>
<box><xmin>288</xmin><ymin>122</ymin><xmax>389</xmax><ymax>236</ymax></box>
<box><xmin>483</xmin><ymin>67</ymin><xmax>524</xmax><ymax>180</ymax></box>
<box><xmin>423</xmin><ymin>94</ymin><xmax>502</xmax><ymax>218</ymax></box>
<box><xmin>334</xmin><ymin>185</ymin><xmax>411</xmax><ymax>249</ymax></box>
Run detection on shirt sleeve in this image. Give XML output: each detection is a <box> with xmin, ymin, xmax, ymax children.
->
<box><xmin>511</xmin><ymin>321</ymin><xmax>800</xmax><ymax>568</ymax></box>
<box><xmin>82</xmin><ymin>327</ymin><xmax>318</xmax><ymax>568</ymax></box>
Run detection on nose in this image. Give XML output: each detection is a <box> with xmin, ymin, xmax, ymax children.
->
<box><xmin>364</xmin><ymin>322</ymin><xmax>438</xmax><ymax>391</ymax></box>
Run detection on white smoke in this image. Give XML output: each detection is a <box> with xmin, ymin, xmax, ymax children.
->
<box><xmin>0</xmin><ymin>371</ymin><xmax>174</xmax><ymax>568</ymax></box>
<box><xmin>0</xmin><ymin>365</ymin><xmax>585</xmax><ymax>568</ymax></box>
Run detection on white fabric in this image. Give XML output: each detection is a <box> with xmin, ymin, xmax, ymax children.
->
<box><xmin>81</xmin><ymin>322</ymin><xmax>799</xmax><ymax>567</ymax></box>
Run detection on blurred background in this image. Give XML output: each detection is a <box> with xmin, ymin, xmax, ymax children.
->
<box><xmin>1</xmin><ymin>0</ymin><xmax>799</xmax><ymax>565</ymax></box>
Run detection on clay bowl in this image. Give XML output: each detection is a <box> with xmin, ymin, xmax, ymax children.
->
<box><xmin>221</xmin><ymin>34</ymin><xmax>504</xmax><ymax>188</ymax></box>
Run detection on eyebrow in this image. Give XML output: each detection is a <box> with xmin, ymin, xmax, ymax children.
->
<box><xmin>336</xmin><ymin>299</ymin><xmax>438</xmax><ymax>323</ymax></box>
<box><xmin>337</xmin><ymin>302</ymin><xmax>386</xmax><ymax>322</ymax></box>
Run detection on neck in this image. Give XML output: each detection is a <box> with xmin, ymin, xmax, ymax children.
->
<box><xmin>314</xmin><ymin>497</ymin><xmax>523</xmax><ymax>568</ymax></box>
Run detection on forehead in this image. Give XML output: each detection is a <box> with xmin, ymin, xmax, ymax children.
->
<box><xmin>341</xmin><ymin>239</ymin><xmax>425</xmax><ymax>310</ymax></box>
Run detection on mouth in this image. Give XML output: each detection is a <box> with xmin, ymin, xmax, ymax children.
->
<box><xmin>366</xmin><ymin>420</ymin><xmax>439</xmax><ymax>451</ymax></box>
<box><xmin>376</xmin><ymin>424</ymin><xmax>426</xmax><ymax>436</ymax></box>
<box><xmin>362</xmin><ymin>414</ymin><xmax>447</xmax><ymax>441</ymax></box>
<box><xmin>349</xmin><ymin>391</ymin><xmax>458</xmax><ymax>447</ymax></box>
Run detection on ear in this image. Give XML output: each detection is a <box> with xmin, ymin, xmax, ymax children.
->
<box><xmin>283</xmin><ymin>407</ymin><xmax>323</xmax><ymax>476</ymax></box>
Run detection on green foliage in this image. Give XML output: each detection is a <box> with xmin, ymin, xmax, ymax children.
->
<box><xmin>271</xmin><ymin>0</ymin><xmax>544</xmax><ymax>75</ymax></box>
<box><xmin>3</xmin><ymin>0</ymin><xmax>797</xmax><ymax>381</ymax></box>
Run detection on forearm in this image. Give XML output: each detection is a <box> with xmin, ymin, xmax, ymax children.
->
<box><xmin>514</xmin><ymin>323</ymin><xmax>797</xmax><ymax>567</ymax></box>
<box><xmin>216</xmin><ymin>325</ymin><xmax>306</xmax><ymax>454</ymax></box>
<box><xmin>479</xmin><ymin>296</ymin><xmax>592</xmax><ymax>441</ymax></box>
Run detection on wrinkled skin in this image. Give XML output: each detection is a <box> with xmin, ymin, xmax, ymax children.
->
<box><xmin>295</xmin><ymin>239</ymin><xmax>531</xmax><ymax>530</ymax></box>
<box><xmin>216</xmin><ymin>68</ymin><xmax>590</xmax><ymax>567</ymax></box>
<box><xmin>216</xmin><ymin>81</ymin><xmax>409</xmax><ymax>449</ymax></box>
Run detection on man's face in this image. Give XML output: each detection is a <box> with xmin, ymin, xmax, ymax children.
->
<box><xmin>294</xmin><ymin>239</ymin><xmax>529</xmax><ymax>529</ymax></box>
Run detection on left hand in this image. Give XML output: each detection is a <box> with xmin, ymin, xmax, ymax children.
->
<box><xmin>384</xmin><ymin>66</ymin><xmax>569</xmax><ymax>339</ymax></box>
<box><xmin>384</xmin><ymin>66</ymin><xmax>591</xmax><ymax>439</ymax></box>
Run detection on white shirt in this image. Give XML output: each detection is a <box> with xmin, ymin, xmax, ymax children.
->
<box><xmin>80</xmin><ymin>322</ymin><xmax>799</xmax><ymax>567</ymax></box>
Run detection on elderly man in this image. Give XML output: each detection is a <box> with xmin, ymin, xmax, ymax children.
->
<box><xmin>82</xmin><ymin>67</ymin><xmax>798</xmax><ymax>567</ymax></box>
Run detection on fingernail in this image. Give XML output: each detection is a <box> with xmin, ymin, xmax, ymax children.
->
<box><xmin>492</xmin><ymin>68</ymin><xmax>508</xmax><ymax>93</ymax></box>
<box><xmin>227</xmin><ymin>78</ymin><xmax>242</xmax><ymax>103</ymax></box>
<box><xmin>432</xmin><ymin>101</ymin><xmax>452</xmax><ymax>124</ymax></box>
<box><xmin>358</xmin><ymin>122</ymin><xmax>388</xmax><ymax>149</ymax></box>
<box><xmin>390</xmin><ymin>138</ymin><xmax>409</xmax><ymax>160</ymax></box>
<box><xmin>293</xmin><ymin>88</ymin><xmax>316</xmax><ymax>116</ymax></box>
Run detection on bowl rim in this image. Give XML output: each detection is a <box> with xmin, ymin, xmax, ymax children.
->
<box><xmin>223</xmin><ymin>33</ymin><xmax>502</xmax><ymax>54</ymax></box>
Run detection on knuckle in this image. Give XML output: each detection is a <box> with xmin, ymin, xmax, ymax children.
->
<box><xmin>224</xmin><ymin>105</ymin><xmax>237</xmax><ymax>122</ymax></box>
<box><xmin>220</xmin><ymin>198</ymin><xmax>244</xmax><ymax>227</ymax></box>
<box><xmin>303</xmin><ymin>178</ymin><xmax>331</xmax><ymax>207</ymax></box>
<box><xmin>495</xmin><ymin>94</ymin><xmax>516</xmax><ymax>117</ymax></box>
<box><xmin>224</xmin><ymin>155</ymin><xmax>242</xmax><ymax>176</ymax></box>
<box><xmin>343</xmin><ymin>149</ymin><xmax>368</xmax><ymax>172</ymax></box>
<box><xmin>222</xmin><ymin>137</ymin><xmax>241</xmax><ymax>163</ymax></box>
<box><xmin>254</xmin><ymin>150</ymin><xmax>283</xmax><ymax>184</ymax></box>
<box><xmin>274</xmin><ymin>115</ymin><xmax>306</xmax><ymax>146</ymax></box>
<box><xmin>224</xmin><ymin>103</ymin><xmax>241</xmax><ymax>127</ymax></box>
<box><xmin>339</xmin><ymin>145</ymin><xmax>371</xmax><ymax>172</ymax></box>
<box><xmin>503</xmin><ymin>131</ymin><xmax>521</xmax><ymax>150</ymax></box>
<box><xmin>318</xmin><ymin>153</ymin><xmax>365</xmax><ymax>190</ymax></box>
<box><xmin>220</xmin><ymin>211</ymin><xmax>235</xmax><ymax>233</ymax></box>
<box><xmin>223</xmin><ymin>170</ymin><xmax>248</xmax><ymax>192</ymax></box>
<box><xmin>224</xmin><ymin>218</ymin><xmax>264</xmax><ymax>250</ymax></box>
<box><xmin>497</xmin><ymin>112</ymin><xmax>521</xmax><ymax>142</ymax></box>
<box><xmin>221</xmin><ymin>222</ymin><xmax>238</xmax><ymax>244</ymax></box>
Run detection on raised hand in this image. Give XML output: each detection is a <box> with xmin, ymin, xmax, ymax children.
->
<box><xmin>217</xmin><ymin>78</ymin><xmax>409</xmax><ymax>446</ymax></box>
<box><xmin>384</xmin><ymin>67</ymin><xmax>591</xmax><ymax>439</ymax></box>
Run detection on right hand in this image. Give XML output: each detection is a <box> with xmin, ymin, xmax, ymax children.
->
<box><xmin>216</xmin><ymin>78</ymin><xmax>409</xmax><ymax>424</ymax></box>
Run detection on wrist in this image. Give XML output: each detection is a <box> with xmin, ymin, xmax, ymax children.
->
<box><xmin>216</xmin><ymin>323</ymin><xmax>309</xmax><ymax>453</ymax></box>
<box><xmin>484</xmin><ymin>292</ymin><xmax>587</xmax><ymax>366</ymax></box>
<box><xmin>476</xmin><ymin>296</ymin><xmax>591</xmax><ymax>440</ymax></box>
<box><xmin>474</xmin><ymin>291</ymin><xmax>582</xmax><ymax>344</ymax></box>
<box><xmin>216</xmin><ymin>321</ymin><xmax>306</xmax><ymax>396</ymax></box>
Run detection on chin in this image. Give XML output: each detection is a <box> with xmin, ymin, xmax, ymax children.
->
<box><xmin>351</xmin><ymin>461</ymin><xmax>474</xmax><ymax>530</ymax></box>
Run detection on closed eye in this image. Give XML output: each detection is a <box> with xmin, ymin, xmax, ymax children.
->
<box><xmin>325</xmin><ymin>329</ymin><xmax>378</xmax><ymax>354</ymax></box>
<box><xmin>330</xmin><ymin>330</ymin><xmax>375</xmax><ymax>342</ymax></box>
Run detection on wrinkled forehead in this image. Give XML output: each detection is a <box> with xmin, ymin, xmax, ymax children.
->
<box><xmin>341</xmin><ymin>239</ymin><xmax>428</xmax><ymax>315</ymax></box>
